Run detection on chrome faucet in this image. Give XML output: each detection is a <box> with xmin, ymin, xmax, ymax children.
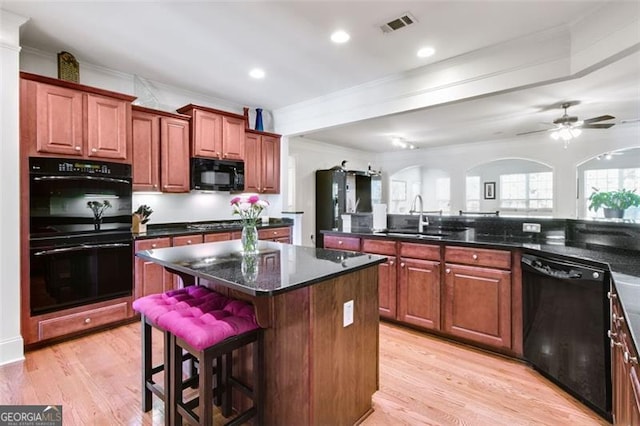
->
<box><xmin>410</xmin><ymin>194</ymin><xmax>430</xmax><ymax>233</ymax></box>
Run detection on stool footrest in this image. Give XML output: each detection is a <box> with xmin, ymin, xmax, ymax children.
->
<box><xmin>228</xmin><ymin>376</ymin><xmax>253</xmax><ymax>398</ymax></box>
<box><xmin>225</xmin><ymin>407</ymin><xmax>257</xmax><ymax>426</ymax></box>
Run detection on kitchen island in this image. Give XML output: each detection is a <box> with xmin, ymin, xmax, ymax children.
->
<box><xmin>136</xmin><ymin>240</ymin><xmax>386</xmax><ymax>426</ymax></box>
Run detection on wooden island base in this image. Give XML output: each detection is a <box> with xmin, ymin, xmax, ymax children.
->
<box><xmin>206</xmin><ymin>266</ymin><xmax>380</xmax><ymax>425</ymax></box>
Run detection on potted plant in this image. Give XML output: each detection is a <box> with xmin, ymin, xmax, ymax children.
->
<box><xmin>588</xmin><ymin>188</ymin><xmax>640</xmax><ymax>219</ymax></box>
<box><xmin>133</xmin><ymin>204</ymin><xmax>153</xmax><ymax>233</ymax></box>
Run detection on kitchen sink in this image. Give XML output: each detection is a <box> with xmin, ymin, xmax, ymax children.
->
<box><xmin>377</xmin><ymin>226</ymin><xmax>468</xmax><ymax>240</ymax></box>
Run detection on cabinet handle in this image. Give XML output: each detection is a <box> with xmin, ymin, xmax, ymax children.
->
<box><xmin>400</xmin><ymin>262</ymin><xmax>405</xmax><ymax>268</ymax></box>
<box><xmin>389</xmin><ymin>260</ymin><xmax>395</xmax><ymax>266</ymax></box>
<box><xmin>151</xmin><ymin>244</ymin><xmax>157</xmax><ymax>248</ymax></box>
<box><xmin>187</xmin><ymin>240</ymin><xmax>192</xmax><ymax>244</ymax></box>
<box><xmin>84</xmin><ymin>318</ymin><xmax>91</xmax><ymax>324</ymax></box>
<box><xmin>91</xmin><ymin>148</ymin><xmax>97</xmax><ymax>153</ymax></box>
<box><xmin>613</xmin><ymin>313</ymin><xmax>625</xmax><ymax>324</ymax></box>
<box><xmin>624</xmin><ymin>351</ymin><xmax>638</xmax><ymax>365</ymax></box>
<box><xmin>607</xmin><ymin>291</ymin><xmax>617</xmax><ymax>300</ymax></box>
<box><xmin>216</xmin><ymin>152</ymin><xmax>221</xmax><ymax>157</ymax></box>
<box><xmin>446</xmin><ymin>268</ymin><xmax>451</xmax><ymax>274</ymax></box>
<box><xmin>75</xmin><ymin>146</ymin><xmax>81</xmax><ymax>151</ymax></box>
<box><xmin>608</xmin><ymin>330</ymin><xmax>617</xmax><ymax>339</ymax></box>
<box><xmin>611</xmin><ymin>340</ymin><xmax>623</xmax><ymax>348</ymax></box>
<box><xmin>472</xmin><ymin>254</ymin><xmax>478</xmax><ymax>260</ymax></box>
<box><xmin>338</xmin><ymin>241</ymin><xmax>343</xmax><ymax>245</ymax></box>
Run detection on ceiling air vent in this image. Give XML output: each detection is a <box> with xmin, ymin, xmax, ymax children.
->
<box><xmin>380</xmin><ymin>12</ymin><xmax>417</xmax><ymax>34</ymax></box>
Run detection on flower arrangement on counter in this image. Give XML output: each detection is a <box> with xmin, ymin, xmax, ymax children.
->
<box><xmin>230</xmin><ymin>194</ymin><xmax>269</xmax><ymax>227</ymax></box>
<box><xmin>231</xmin><ymin>194</ymin><xmax>269</xmax><ymax>254</ymax></box>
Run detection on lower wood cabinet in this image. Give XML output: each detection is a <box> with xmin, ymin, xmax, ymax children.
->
<box><xmin>37</xmin><ymin>301</ymin><xmax>130</xmax><ymax>341</ymax></box>
<box><xmin>398</xmin><ymin>257</ymin><xmax>441</xmax><ymax>330</ymax></box>
<box><xmin>610</xmin><ymin>291</ymin><xmax>640</xmax><ymax>424</ymax></box>
<box><xmin>134</xmin><ymin>237</ymin><xmax>172</xmax><ymax>299</ymax></box>
<box><xmin>443</xmin><ymin>263</ymin><xmax>511</xmax><ymax>349</ymax></box>
<box><xmin>258</xmin><ymin>226</ymin><xmax>291</xmax><ymax>243</ymax></box>
<box><xmin>172</xmin><ymin>234</ymin><xmax>203</xmax><ymax>288</ymax></box>
<box><xmin>362</xmin><ymin>239</ymin><xmax>398</xmax><ymax>319</ymax></box>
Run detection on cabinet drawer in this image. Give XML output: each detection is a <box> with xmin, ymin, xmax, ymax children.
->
<box><xmin>135</xmin><ymin>237</ymin><xmax>171</xmax><ymax>251</ymax></box>
<box><xmin>324</xmin><ymin>235</ymin><xmax>361</xmax><ymax>251</ymax></box>
<box><xmin>173</xmin><ymin>234</ymin><xmax>204</xmax><ymax>246</ymax></box>
<box><xmin>258</xmin><ymin>227</ymin><xmax>290</xmax><ymax>240</ymax></box>
<box><xmin>445</xmin><ymin>246</ymin><xmax>511</xmax><ymax>269</ymax></box>
<box><xmin>399</xmin><ymin>242</ymin><xmax>440</xmax><ymax>261</ymax></box>
<box><xmin>204</xmin><ymin>232</ymin><xmax>232</xmax><ymax>243</ymax></box>
<box><xmin>38</xmin><ymin>302</ymin><xmax>130</xmax><ymax>340</ymax></box>
<box><xmin>362</xmin><ymin>239</ymin><xmax>397</xmax><ymax>256</ymax></box>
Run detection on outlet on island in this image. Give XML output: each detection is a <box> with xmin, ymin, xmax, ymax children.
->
<box><xmin>523</xmin><ymin>223</ymin><xmax>541</xmax><ymax>233</ymax></box>
<box><xmin>343</xmin><ymin>300</ymin><xmax>354</xmax><ymax>327</ymax></box>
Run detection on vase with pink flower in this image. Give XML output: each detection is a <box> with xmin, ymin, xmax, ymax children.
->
<box><xmin>230</xmin><ymin>193</ymin><xmax>269</xmax><ymax>254</ymax></box>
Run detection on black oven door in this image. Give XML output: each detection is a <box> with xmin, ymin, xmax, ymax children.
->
<box><xmin>30</xmin><ymin>238</ymin><xmax>133</xmax><ymax>315</ymax></box>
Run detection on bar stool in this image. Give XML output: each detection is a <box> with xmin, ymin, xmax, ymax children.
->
<box><xmin>157</xmin><ymin>295</ymin><xmax>263</xmax><ymax>426</ymax></box>
<box><xmin>132</xmin><ymin>286</ymin><xmax>223</xmax><ymax>413</ymax></box>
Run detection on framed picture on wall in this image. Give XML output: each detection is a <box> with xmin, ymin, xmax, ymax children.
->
<box><xmin>484</xmin><ymin>182</ymin><xmax>496</xmax><ymax>200</ymax></box>
<box><xmin>391</xmin><ymin>180</ymin><xmax>407</xmax><ymax>201</ymax></box>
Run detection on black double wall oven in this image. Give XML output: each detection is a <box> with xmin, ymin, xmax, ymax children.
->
<box><xmin>29</xmin><ymin>157</ymin><xmax>133</xmax><ymax>316</ymax></box>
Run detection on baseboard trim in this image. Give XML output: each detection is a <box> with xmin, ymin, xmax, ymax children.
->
<box><xmin>0</xmin><ymin>335</ymin><xmax>25</xmax><ymax>366</ymax></box>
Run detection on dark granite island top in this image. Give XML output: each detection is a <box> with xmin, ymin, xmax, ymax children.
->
<box><xmin>136</xmin><ymin>240</ymin><xmax>385</xmax><ymax>426</ymax></box>
<box><xmin>136</xmin><ymin>239</ymin><xmax>385</xmax><ymax>296</ymax></box>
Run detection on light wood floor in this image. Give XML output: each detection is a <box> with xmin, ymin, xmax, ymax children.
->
<box><xmin>0</xmin><ymin>321</ymin><xmax>609</xmax><ymax>425</ymax></box>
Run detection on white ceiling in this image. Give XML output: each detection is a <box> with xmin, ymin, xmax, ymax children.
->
<box><xmin>3</xmin><ymin>0</ymin><xmax>640</xmax><ymax>152</ymax></box>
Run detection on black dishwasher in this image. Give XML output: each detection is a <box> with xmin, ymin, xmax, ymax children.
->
<box><xmin>522</xmin><ymin>254</ymin><xmax>611</xmax><ymax>420</ymax></box>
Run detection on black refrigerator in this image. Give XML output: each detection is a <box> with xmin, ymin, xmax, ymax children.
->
<box><xmin>315</xmin><ymin>169</ymin><xmax>379</xmax><ymax>248</ymax></box>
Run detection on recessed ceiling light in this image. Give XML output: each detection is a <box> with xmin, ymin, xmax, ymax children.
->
<box><xmin>417</xmin><ymin>47</ymin><xmax>435</xmax><ymax>58</ymax></box>
<box><xmin>249</xmin><ymin>68</ymin><xmax>265</xmax><ymax>79</ymax></box>
<box><xmin>331</xmin><ymin>30</ymin><xmax>350</xmax><ymax>44</ymax></box>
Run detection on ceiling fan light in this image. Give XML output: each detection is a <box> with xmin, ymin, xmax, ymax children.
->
<box><xmin>570</xmin><ymin>128</ymin><xmax>582</xmax><ymax>138</ymax></box>
<box><xmin>550</xmin><ymin>131</ymin><xmax>560</xmax><ymax>141</ymax></box>
<box><xmin>559</xmin><ymin>127</ymin><xmax>573</xmax><ymax>141</ymax></box>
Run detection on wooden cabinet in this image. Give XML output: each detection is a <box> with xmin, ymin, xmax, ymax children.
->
<box><xmin>258</xmin><ymin>226</ymin><xmax>291</xmax><ymax>243</ymax></box>
<box><xmin>176</xmin><ymin>104</ymin><xmax>245</xmax><ymax>160</ymax></box>
<box><xmin>610</xmin><ymin>291</ymin><xmax>640</xmax><ymax>424</ymax></box>
<box><xmin>171</xmin><ymin>234</ymin><xmax>204</xmax><ymax>288</ymax></box>
<box><xmin>134</xmin><ymin>237</ymin><xmax>172</xmax><ymax>299</ymax></box>
<box><xmin>37</xmin><ymin>301</ymin><xmax>130</xmax><ymax>341</ymax></box>
<box><xmin>443</xmin><ymin>246</ymin><xmax>512</xmax><ymax>350</ymax></box>
<box><xmin>204</xmin><ymin>232</ymin><xmax>232</xmax><ymax>243</ymax></box>
<box><xmin>362</xmin><ymin>239</ymin><xmax>398</xmax><ymax>319</ymax></box>
<box><xmin>132</xmin><ymin>106</ymin><xmax>190</xmax><ymax>192</ymax></box>
<box><xmin>245</xmin><ymin>130</ymin><xmax>281</xmax><ymax>194</ymax></box>
<box><xmin>323</xmin><ymin>235</ymin><xmax>361</xmax><ymax>251</ymax></box>
<box><xmin>398</xmin><ymin>243</ymin><xmax>441</xmax><ymax>330</ymax></box>
<box><xmin>21</xmin><ymin>72</ymin><xmax>134</xmax><ymax>162</ymax></box>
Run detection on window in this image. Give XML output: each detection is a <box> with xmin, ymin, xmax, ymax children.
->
<box><xmin>435</xmin><ymin>177</ymin><xmax>450</xmax><ymax>213</ymax></box>
<box><xmin>466</xmin><ymin>176</ymin><xmax>480</xmax><ymax>211</ymax></box>
<box><xmin>499</xmin><ymin>172</ymin><xmax>553</xmax><ymax>212</ymax></box>
<box><xmin>584</xmin><ymin>167</ymin><xmax>640</xmax><ymax>218</ymax></box>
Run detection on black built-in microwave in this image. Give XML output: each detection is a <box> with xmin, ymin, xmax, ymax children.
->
<box><xmin>191</xmin><ymin>158</ymin><xmax>245</xmax><ymax>192</ymax></box>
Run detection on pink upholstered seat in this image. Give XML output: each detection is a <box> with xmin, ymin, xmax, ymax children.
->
<box><xmin>157</xmin><ymin>296</ymin><xmax>259</xmax><ymax>351</ymax></box>
<box><xmin>132</xmin><ymin>286</ymin><xmax>217</xmax><ymax>324</ymax></box>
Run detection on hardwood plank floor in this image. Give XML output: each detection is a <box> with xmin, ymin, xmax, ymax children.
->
<box><xmin>0</xmin><ymin>321</ymin><xmax>609</xmax><ymax>425</ymax></box>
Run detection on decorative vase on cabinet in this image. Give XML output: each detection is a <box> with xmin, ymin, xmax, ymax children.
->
<box><xmin>255</xmin><ymin>108</ymin><xmax>264</xmax><ymax>131</ymax></box>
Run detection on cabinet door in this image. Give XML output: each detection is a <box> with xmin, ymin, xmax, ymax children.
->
<box><xmin>261</xmin><ymin>135</ymin><xmax>280</xmax><ymax>194</ymax></box>
<box><xmin>86</xmin><ymin>94</ymin><xmax>128</xmax><ymax>160</ymax></box>
<box><xmin>35</xmin><ymin>83</ymin><xmax>83</xmax><ymax>156</ymax></box>
<box><xmin>444</xmin><ymin>263</ymin><xmax>511</xmax><ymax>349</ymax></box>
<box><xmin>193</xmin><ymin>109</ymin><xmax>222</xmax><ymax>158</ymax></box>
<box><xmin>222</xmin><ymin>115</ymin><xmax>245</xmax><ymax>160</ymax></box>
<box><xmin>132</xmin><ymin>110</ymin><xmax>160</xmax><ymax>191</ymax></box>
<box><xmin>244</xmin><ymin>132</ymin><xmax>261</xmax><ymax>192</ymax></box>
<box><xmin>398</xmin><ymin>258</ymin><xmax>440</xmax><ymax>330</ymax></box>
<box><xmin>134</xmin><ymin>238</ymin><xmax>172</xmax><ymax>299</ymax></box>
<box><xmin>378</xmin><ymin>256</ymin><xmax>398</xmax><ymax>319</ymax></box>
<box><xmin>160</xmin><ymin>117</ymin><xmax>190</xmax><ymax>192</ymax></box>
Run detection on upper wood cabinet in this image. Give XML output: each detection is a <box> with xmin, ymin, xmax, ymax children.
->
<box><xmin>176</xmin><ymin>104</ymin><xmax>245</xmax><ymax>160</ymax></box>
<box><xmin>245</xmin><ymin>130</ymin><xmax>281</xmax><ymax>194</ymax></box>
<box><xmin>132</xmin><ymin>106</ymin><xmax>190</xmax><ymax>193</ymax></box>
<box><xmin>20</xmin><ymin>72</ymin><xmax>135</xmax><ymax>163</ymax></box>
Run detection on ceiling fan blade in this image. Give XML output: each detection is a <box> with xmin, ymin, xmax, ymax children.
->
<box><xmin>516</xmin><ymin>128</ymin><xmax>551</xmax><ymax>136</ymax></box>
<box><xmin>581</xmin><ymin>123</ymin><xmax>616</xmax><ymax>129</ymax></box>
<box><xmin>583</xmin><ymin>115</ymin><xmax>615</xmax><ymax>123</ymax></box>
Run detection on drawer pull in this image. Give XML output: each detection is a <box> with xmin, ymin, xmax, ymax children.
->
<box><xmin>446</xmin><ymin>268</ymin><xmax>451</xmax><ymax>274</ymax></box>
<box><xmin>84</xmin><ymin>318</ymin><xmax>91</xmax><ymax>324</ymax></box>
<box><xmin>613</xmin><ymin>313</ymin><xmax>625</xmax><ymax>324</ymax></box>
<box><xmin>151</xmin><ymin>244</ymin><xmax>157</xmax><ymax>248</ymax></box>
<box><xmin>273</xmin><ymin>231</ymin><xmax>277</xmax><ymax>235</ymax></box>
<box><xmin>389</xmin><ymin>260</ymin><xmax>395</xmax><ymax>266</ymax></box>
<box><xmin>75</xmin><ymin>146</ymin><xmax>81</xmax><ymax>151</ymax></box>
<box><xmin>338</xmin><ymin>241</ymin><xmax>343</xmax><ymax>245</ymax></box>
<box><xmin>472</xmin><ymin>254</ymin><xmax>478</xmax><ymax>260</ymax></box>
<box><xmin>611</xmin><ymin>340</ymin><xmax>623</xmax><ymax>348</ymax></box>
<box><xmin>91</xmin><ymin>148</ymin><xmax>97</xmax><ymax>153</ymax></box>
<box><xmin>608</xmin><ymin>330</ymin><xmax>617</xmax><ymax>339</ymax></box>
<box><xmin>400</xmin><ymin>262</ymin><xmax>405</xmax><ymax>268</ymax></box>
<box><xmin>624</xmin><ymin>352</ymin><xmax>638</xmax><ymax>365</ymax></box>
<box><xmin>607</xmin><ymin>291</ymin><xmax>617</xmax><ymax>299</ymax></box>
<box><xmin>187</xmin><ymin>240</ymin><xmax>192</xmax><ymax>244</ymax></box>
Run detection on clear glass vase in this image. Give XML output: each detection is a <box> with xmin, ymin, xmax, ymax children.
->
<box><xmin>241</xmin><ymin>253</ymin><xmax>259</xmax><ymax>283</ymax></box>
<box><xmin>241</xmin><ymin>224</ymin><xmax>259</xmax><ymax>254</ymax></box>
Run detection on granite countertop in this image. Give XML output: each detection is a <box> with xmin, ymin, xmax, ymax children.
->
<box><xmin>134</xmin><ymin>218</ymin><xmax>294</xmax><ymax>239</ymax></box>
<box><xmin>136</xmin><ymin>240</ymin><xmax>385</xmax><ymax>296</ymax></box>
<box><xmin>323</xmin><ymin>228</ymin><xmax>640</xmax><ymax>353</ymax></box>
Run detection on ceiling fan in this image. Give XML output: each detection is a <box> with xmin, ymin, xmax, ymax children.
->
<box><xmin>517</xmin><ymin>102</ymin><xmax>616</xmax><ymax>142</ymax></box>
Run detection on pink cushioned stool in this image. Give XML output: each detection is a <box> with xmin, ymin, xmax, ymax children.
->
<box><xmin>133</xmin><ymin>286</ymin><xmax>225</xmax><ymax>414</ymax></box>
<box><xmin>158</xmin><ymin>295</ymin><xmax>263</xmax><ymax>426</ymax></box>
